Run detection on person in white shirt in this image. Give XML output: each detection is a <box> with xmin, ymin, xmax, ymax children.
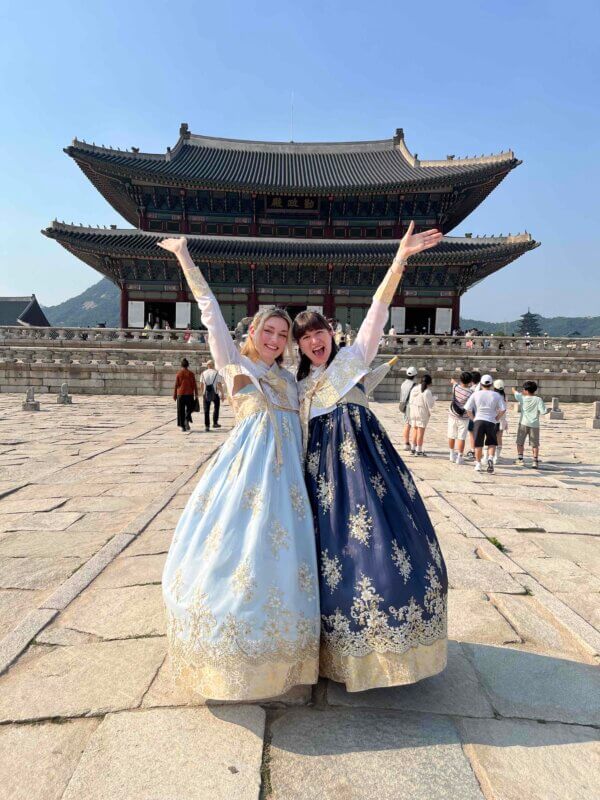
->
<box><xmin>408</xmin><ymin>373</ymin><xmax>436</xmax><ymax>456</ymax></box>
<box><xmin>398</xmin><ymin>366</ymin><xmax>418</xmax><ymax>451</ymax></box>
<box><xmin>464</xmin><ymin>374</ymin><xmax>506</xmax><ymax>473</ymax></box>
<box><xmin>199</xmin><ymin>360</ymin><xmax>225</xmax><ymax>432</ymax></box>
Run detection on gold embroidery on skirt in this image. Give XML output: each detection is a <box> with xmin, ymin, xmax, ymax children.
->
<box><xmin>165</xmin><ymin>583</ymin><xmax>319</xmax><ymax>700</ymax></box>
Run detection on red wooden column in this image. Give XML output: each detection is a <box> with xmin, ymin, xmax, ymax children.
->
<box><xmin>247</xmin><ymin>263</ymin><xmax>259</xmax><ymax>315</ymax></box>
<box><xmin>120</xmin><ymin>285</ymin><xmax>129</xmax><ymax>328</ymax></box>
<box><xmin>325</xmin><ymin>195</ymin><xmax>334</xmax><ymax>237</ymax></box>
<box><xmin>323</xmin><ymin>262</ymin><xmax>335</xmax><ymax>317</ymax></box>
<box><xmin>451</xmin><ymin>294</ymin><xmax>460</xmax><ymax>332</ymax></box>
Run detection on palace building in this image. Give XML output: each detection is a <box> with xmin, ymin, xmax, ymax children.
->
<box><xmin>44</xmin><ymin>124</ymin><xmax>538</xmax><ymax>333</ymax></box>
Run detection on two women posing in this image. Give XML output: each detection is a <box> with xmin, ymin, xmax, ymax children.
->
<box><xmin>160</xmin><ymin>223</ymin><xmax>448</xmax><ymax>701</ymax></box>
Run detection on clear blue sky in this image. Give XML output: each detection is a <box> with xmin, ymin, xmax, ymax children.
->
<box><xmin>1</xmin><ymin>0</ymin><xmax>598</xmax><ymax>320</ymax></box>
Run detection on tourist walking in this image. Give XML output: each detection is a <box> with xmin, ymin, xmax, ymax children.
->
<box><xmin>173</xmin><ymin>358</ymin><xmax>198</xmax><ymax>432</ymax></box>
<box><xmin>448</xmin><ymin>371</ymin><xmax>473</xmax><ymax>464</ymax></box>
<box><xmin>464</xmin><ymin>374</ymin><xmax>506</xmax><ymax>473</ymax></box>
<box><xmin>408</xmin><ymin>373</ymin><xmax>435</xmax><ymax>456</ymax></box>
<box><xmin>493</xmin><ymin>379</ymin><xmax>508</xmax><ymax>463</ymax></box>
<box><xmin>512</xmin><ymin>380</ymin><xmax>549</xmax><ymax>468</ymax></box>
<box><xmin>159</xmin><ymin>237</ymin><xmax>319</xmax><ymax>702</ymax></box>
<box><xmin>399</xmin><ymin>366</ymin><xmax>418</xmax><ymax>451</ymax></box>
<box><xmin>199</xmin><ymin>359</ymin><xmax>224</xmax><ymax>432</ymax></box>
<box><xmin>293</xmin><ymin>221</ymin><xmax>448</xmax><ymax>692</ymax></box>
<box><xmin>465</xmin><ymin>370</ymin><xmax>481</xmax><ymax>459</ymax></box>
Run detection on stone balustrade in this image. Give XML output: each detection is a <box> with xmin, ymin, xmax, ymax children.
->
<box><xmin>2</xmin><ymin>325</ymin><xmax>600</xmax><ymax>355</ymax></box>
<box><xmin>1</xmin><ymin>326</ymin><xmax>599</xmax><ymax>402</ymax></box>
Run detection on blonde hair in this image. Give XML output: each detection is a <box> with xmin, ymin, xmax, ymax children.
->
<box><xmin>240</xmin><ymin>307</ymin><xmax>293</xmax><ymax>365</ymax></box>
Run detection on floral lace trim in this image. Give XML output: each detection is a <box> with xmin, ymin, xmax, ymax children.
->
<box><xmin>320</xmin><ymin>567</ymin><xmax>446</xmax><ymax>659</ymax></box>
<box><xmin>165</xmin><ymin>583</ymin><xmax>319</xmax><ymax>699</ymax></box>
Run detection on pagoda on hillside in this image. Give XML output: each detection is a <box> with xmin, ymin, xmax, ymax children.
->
<box><xmin>43</xmin><ymin>125</ymin><xmax>539</xmax><ymax>332</ymax></box>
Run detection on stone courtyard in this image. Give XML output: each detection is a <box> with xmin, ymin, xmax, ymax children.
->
<box><xmin>0</xmin><ymin>393</ymin><xmax>598</xmax><ymax>799</ymax></box>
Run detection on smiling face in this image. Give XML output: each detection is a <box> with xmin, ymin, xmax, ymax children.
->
<box><xmin>298</xmin><ymin>326</ymin><xmax>334</xmax><ymax>366</ymax></box>
<box><xmin>249</xmin><ymin>314</ymin><xmax>290</xmax><ymax>365</ymax></box>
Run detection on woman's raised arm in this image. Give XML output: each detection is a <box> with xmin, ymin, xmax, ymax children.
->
<box><xmin>157</xmin><ymin>238</ymin><xmax>239</xmax><ymax>369</ymax></box>
<box><xmin>353</xmin><ymin>222</ymin><xmax>443</xmax><ymax>364</ymax></box>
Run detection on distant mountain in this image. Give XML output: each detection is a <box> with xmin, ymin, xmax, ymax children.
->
<box><xmin>43</xmin><ymin>278</ymin><xmax>120</xmax><ymax>328</ymax></box>
<box><xmin>460</xmin><ymin>315</ymin><xmax>600</xmax><ymax>337</ymax></box>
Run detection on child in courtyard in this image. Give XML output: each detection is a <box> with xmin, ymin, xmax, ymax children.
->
<box><xmin>464</xmin><ymin>374</ymin><xmax>506</xmax><ymax>473</ymax></box>
<box><xmin>448</xmin><ymin>371</ymin><xmax>472</xmax><ymax>465</ymax></box>
<box><xmin>512</xmin><ymin>380</ymin><xmax>548</xmax><ymax>468</ymax></box>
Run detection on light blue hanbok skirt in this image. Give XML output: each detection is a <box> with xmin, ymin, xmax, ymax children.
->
<box><xmin>162</xmin><ymin>386</ymin><xmax>320</xmax><ymax>700</ymax></box>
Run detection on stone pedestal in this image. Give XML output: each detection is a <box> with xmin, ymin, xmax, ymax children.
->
<box><xmin>549</xmin><ymin>397</ymin><xmax>564</xmax><ymax>420</ymax></box>
<box><xmin>22</xmin><ymin>387</ymin><xmax>40</xmax><ymax>411</ymax></box>
<box><xmin>56</xmin><ymin>382</ymin><xmax>72</xmax><ymax>404</ymax></box>
<box><xmin>587</xmin><ymin>400</ymin><xmax>600</xmax><ymax>429</ymax></box>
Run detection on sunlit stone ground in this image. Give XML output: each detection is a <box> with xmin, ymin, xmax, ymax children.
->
<box><xmin>0</xmin><ymin>394</ymin><xmax>598</xmax><ymax>799</ymax></box>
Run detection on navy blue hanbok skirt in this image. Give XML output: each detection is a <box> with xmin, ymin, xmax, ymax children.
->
<box><xmin>305</xmin><ymin>397</ymin><xmax>448</xmax><ymax>691</ymax></box>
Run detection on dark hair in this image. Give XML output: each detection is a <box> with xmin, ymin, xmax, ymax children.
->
<box><xmin>522</xmin><ymin>380</ymin><xmax>538</xmax><ymax>394</ymax></box>
<box><xmin>471</xmin><ymin>370</ymin><xmax>481</xmax><ymax>384</ymax></box>
<box><xmin>181</xmin><ymin>358</ymin><xmax>189</xmax><ymax>368</ymax></box>
<box><xmin>460</xmin><ymin>371</ymin><xmax>472</xmax><ymax>385</ymax></box>
<box><xmin>420</xmin><ymin>373</ymin><xmax>432</xmax><ymax>392</ymax></box>
<box><xmin>494</xmin><ymin>387</ymin><xmax>506</xmax><ymax>398</ymax></box>
<box><xmin>292</xmin><ymin>311</ymin><xmax>339</xmax><ymax>381</ymax></box>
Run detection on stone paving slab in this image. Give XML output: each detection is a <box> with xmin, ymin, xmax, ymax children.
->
<box><xmin>61</xmin><ymin>706</ymin><xmax>265</xmax><ymax>800</ymax></box>
<box><xmin>0</xmin><ymin>637</ymin><xmax>166</xmax><ymax>722</ymax></box>
<box><xmin>489</xmin><ymin>592</ymin><xmax>596</xmax><ymax>662</ymax></box>
<box><xmin>269</xmin><ymin>708</ymin><xmax>484</xmax><ymax>800</ymax></box>
<box><xmin>458</xmin><ymin>717</ymin><xmax>600</xmax><ymax>800</ymax></box>
<box><xmin>448</xmin><ymin>590</ymin><xmax>520</xmax><ymax>645</ymax></box>
<box><xmin>92</xmin><ymin>553</ymin><xmax>165</xmax><ymax>588</ymax></box>
<box><xmin>0</xmin><ymin>718</ymin><xmax>100</xmax><ymax>800</ymax></box>
<box><xmin>446</xmin><ymin>558</ymin><xmax>525</xmax><ymax>593</ymax></box>
<box><xmin>54</xmin><ymin>584</ymin><xmax>165</xmax><ymax>639</ymax></box>
<box><xmin>461</xmin><ymin>642</ymin><xmax>600</xmax><ymax>724</ymax></box>
<box><xmin>0</xmin><ymin>556</ymin><xmax>82</xmax><ymax>590</ymax></box>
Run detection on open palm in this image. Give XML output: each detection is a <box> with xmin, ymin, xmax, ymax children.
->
<box><xmin>157</xmin><ymin>237</ymin><xmax>188</xmax><ymax>255</ymax></box>
<box><xmin>396</xmin><ymin>221</ymin><xmax>443</xmax><ymax>264</ymax></box>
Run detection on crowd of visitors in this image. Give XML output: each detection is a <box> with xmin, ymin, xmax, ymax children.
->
<box><xmin>398</xmin><ymin>364</ymin><xmax>549</xmax><ymax>471</ymax></box>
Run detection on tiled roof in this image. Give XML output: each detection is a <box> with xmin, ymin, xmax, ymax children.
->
<box><xmin>0</xmin><ymin>295</ymin><xmax>50</xmax><ymax>326</ymax></box>
<box><xmin>44</xmin><ymin>223</ymin><xmax>538</xmax><ymax>267</ymax></box>
<box><xmin>66</xmin><ymin>126</ymin><xmax>519</xmax><ymax>194</ymax></box>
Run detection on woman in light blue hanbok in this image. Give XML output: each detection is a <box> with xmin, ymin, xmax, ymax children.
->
<box><xmin>158</xmin><ymin>237</ymin><xmax>319</xmax><ymax>701</ymax></box>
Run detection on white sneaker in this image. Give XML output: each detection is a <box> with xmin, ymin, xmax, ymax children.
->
<box><xmin>455</xmin><ymin>454</ymin><xmax>463</xmax><ymax>465</ymax></box>
<box><xmin>474</xmin><ymin>462</ymin><xmax>482</xmax><ymax>472</ymax></box>
<box><xmin>449</xmin><ymin>451</ymin><xmax>455</xmax><ymax>462</ymax></box>
<box><xmin>492</xmin><ymin>454</ymin><xmax>498</xmax><ymax>464</ymax></box>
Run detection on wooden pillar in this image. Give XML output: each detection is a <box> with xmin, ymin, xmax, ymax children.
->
<box><xmin>179</xmin><ymin>189</ymin><xmax>189</xmax><ymax>234</ymax></box>
<box><xmin>247</xmin><ymin>263</ymin><xmax>258</xmax><ymax>315</ymax></box>
<box><xmin>251</xmin><ymin>193</ymin><xmax>258</xmax><ymax>236</ymax></box>
<box><xmin>325</xmin><ymin>195</ymin><xmax>334</xmax><ymax>237</ymax></box>
<box><xmin>451</xmin><ymin>294</ymin><xmax>460</xmax><ymax>332</ymax></box>
<box><xmin>323</xmin><ymin>262</ymin><xmax>335</xmax><ymax>317</ymax></box>
<box><xmin>120</xmin><ymin>286</ymin><xmax>129</xmax><ymax>328</ymax></box>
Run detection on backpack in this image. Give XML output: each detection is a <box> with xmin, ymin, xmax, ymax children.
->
<box><xmin>203</xmin><ymin>371</ymin><xmax>218</xmax><ymax>402</ymax></box>
<box><xmin>450</xmin><ymin>385</ymin><xmax>466</xmax><ymax>417</ymax></box>
<box><xmin>398</xmin><ymin>380</ymin><xmax>415</xmax><ymax>413</ymax></box>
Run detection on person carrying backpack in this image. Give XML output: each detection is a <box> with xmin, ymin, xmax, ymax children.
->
<box><xmin>398</xmin><ymin>366</ymin><xmax>418</xmax><ymax>451</ymax></box>
<box><xmin>199</xmin><ymin>359</ymin><xmax>225</xmax><ymax>432</ymax></box>
<box><xmin>448</xmin><ymin>371</ymin><xmax>473</xmax><ymax>464</ymax></box>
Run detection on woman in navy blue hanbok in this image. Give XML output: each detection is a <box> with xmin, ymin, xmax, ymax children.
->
<box><xmin>293</xmin><ymin>222</ymin><xmax>448</xmax><ymax>692</ymax></box>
